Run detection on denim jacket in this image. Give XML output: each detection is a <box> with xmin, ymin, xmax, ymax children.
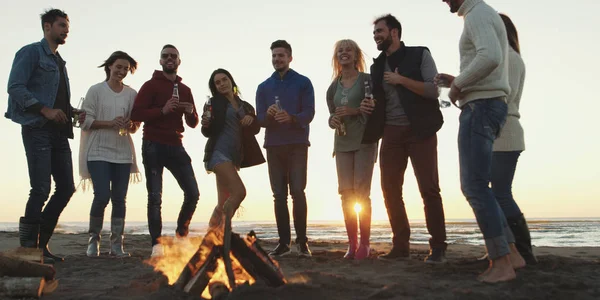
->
<box><xmin>5</xmin><ymin>38</ymin><xmax>71</xmax><ymax>126</ymax></box>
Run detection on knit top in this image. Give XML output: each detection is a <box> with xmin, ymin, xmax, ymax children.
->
<box><xmin>78</xmin><ymin>82</ymin><xmax>141</xmax><ymax>190</ymax></box>
<box><xmin>494</xmin><ymin>48</ymin><xmax>526</xmax><ymax>152</ymax></box>
<box><xmin>455</xmin><ymin>0</ymin><xmax>511</xmax><ymax>107</ymax></box>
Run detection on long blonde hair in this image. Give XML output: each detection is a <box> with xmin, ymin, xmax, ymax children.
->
<box><xmin>331</xmin><ymin>39</ymin><xmax>366</xmax><ymax>79</ymax></box>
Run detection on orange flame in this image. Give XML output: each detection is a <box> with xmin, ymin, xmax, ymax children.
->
<box><xmin>145</xmin><ymin>229</ymin><xmax>256</xmax><ymax>298</ymax></box>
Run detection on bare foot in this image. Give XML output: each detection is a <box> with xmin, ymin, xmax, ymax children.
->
<box><xmin>477</xmin><ymin>255</ymin><xmax>516</xmax><ymax>283</ymax></box>
<box><xmin>509</xmin><ymin>243</ymin><xmax>526</xmax><ymax>270</ymax></box>
<box><xmin>478</xmin><ymin>260</ymin><xmax>492</xmax><ymax>280</ymax></box>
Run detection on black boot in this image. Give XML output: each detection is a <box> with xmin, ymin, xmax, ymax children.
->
<box><xmin>19</xmin><ymin>217</ymin><xmax>39</xmax><ymax>248</ymax></box>
<box><xmin>507</xmin><ymin>214</ymin><xmax>538</xmax><ymax>265</ymax></box>
<box><xmin>39</xmin><ymin>217</ymin><xmax>64</xmax><ymax>264</ymax></box>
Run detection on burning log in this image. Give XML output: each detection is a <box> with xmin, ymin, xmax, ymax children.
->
<box><xmin>229</xmin><ymin>231</ymin><xmax>286</xmax><ymax>287</ymax></box>
<box><xmin>208</xmin><ymin>281</ymin><xmax>230</xmax><ymax>300</ymax></box>
<box><xmin>181</xmin><ymin>246</ymin><xmax>220</xmax><ymax>295</ymax></box>
<box><xmin>0</xmin><ymin>254</ymin><xmax>56</xmax><ymax>280</ymax></box>
<box><xmin>0</xmin><ymin>277</ymin><xmax>45</xmax><ymax>298</ymax></box>
<box><xmin>174</xmin><ymin>238</ymin><xmax>218</xmax><ymax>290</ymax></box>
<box><xmin>158</xmin><ymin>211</ymin><xmax>286</xmax><ymax>298</ymax></box>
<box><xmin>174</xmin><ymin>230</ymin><xmax>287</xmax><ymax>298</ymax></box>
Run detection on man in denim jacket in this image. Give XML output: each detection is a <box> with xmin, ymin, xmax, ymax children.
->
<box><xmin>5</xmin><ymin>8</ymin><xmax>77</xmax><ymax>264</ymax></box>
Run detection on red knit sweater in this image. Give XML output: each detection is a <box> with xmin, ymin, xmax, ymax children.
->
<box><xmin>131</xmin><ymin>71</ymin><xmax>199</xmax><ymax>145</ymax></box>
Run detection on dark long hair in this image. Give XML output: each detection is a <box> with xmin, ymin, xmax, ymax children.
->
<box><xmin>98</xmin><ymin>51</ymin><xmax>138</xmax><ymax>81</ymax></box>
<box><xmin>500</xmin><ymin>14</ymin><xmax>520</xmax><ymax>54</ymax></box>
<box><xmin>208</xmin><ymin>68</ymin><xmax>241</xmax><ymax>98</ymax></box>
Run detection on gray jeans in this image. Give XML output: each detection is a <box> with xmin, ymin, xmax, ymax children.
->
<box><xmin>335</xmin><ymin>143</ymin><xmax>378</xmax><ymax>199</ymax></box>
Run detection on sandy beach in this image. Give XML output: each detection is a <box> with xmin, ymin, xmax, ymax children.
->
<box><xmin>1</xmin><ymin>231</ymin><xmax>599</xmax><ymax>300</ymax></box>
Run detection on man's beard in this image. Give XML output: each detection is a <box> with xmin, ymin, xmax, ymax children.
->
<box><xmin>162</xmin><ymin>65</ymin><xmax>177</xmax><ymax>74</ymax></box>
<box><xmin>449</xmin><ymin>0</ymin><xmax>460</xmax><ymax>13</ymax></box>
<box><xmin>377</xmin><ymin>36</ymin><xmax>392</xmax><ymax>51</ymax></box>
<box><xmin>54</xmin><ymin>36</ymin><xmax>66</xmax><ymax>45</ymax></box>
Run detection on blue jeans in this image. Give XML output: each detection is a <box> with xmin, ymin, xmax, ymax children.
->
<box><xmin>21</xmin><ymin>125</ymin><xmax>75</xmax><ymax>223</ymax></box>
<box><xmin>458</xmin><ymin>98</ymin><xmax>514</xmax><ymax>260</ymax></box>
<box><xmin>491</xmin><ymin>151</ymin><xmax>523</xmax><ymax>219</ymax></box>
<box><xmin>142</xmin><ymin>140</ymin><xmax>200</xmax><ymax>246</ymax></box>
<box><xmin>267</xmin><ymin>144</ymin><xmax>308</xmax><ymax>245</ymax></box>
<box><xmin>87</xmin><ymin>161</ymin><xmax>132</xmax><ymax>219</ymax></box>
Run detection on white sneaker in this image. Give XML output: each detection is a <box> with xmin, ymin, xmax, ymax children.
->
<box><xmin>151</xmin><ymin>244</ymin><xmax>164</xmax><ymax>258</ymax></box>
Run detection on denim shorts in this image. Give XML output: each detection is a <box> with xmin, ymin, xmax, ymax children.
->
<box><xmin>205</xmin><ymin>150</ymin><xmax>233</xmax><ymax>172</ymax></box>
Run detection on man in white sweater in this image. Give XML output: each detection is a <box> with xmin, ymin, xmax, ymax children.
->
<box><xmin>437</xmin><ymin>0</ymin><xmax>525</xmax><ymax>283</ymax></box>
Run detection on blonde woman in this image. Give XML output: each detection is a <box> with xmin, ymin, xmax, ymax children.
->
<box><xmin>79</xmin><ymin>51</ymin><xmax>141</xmax><ymax>258</ymax></box>
<box><xmin>326</xmin><ymin>39</ymin><xmax>377</xmax><ymax>260</ymax></box>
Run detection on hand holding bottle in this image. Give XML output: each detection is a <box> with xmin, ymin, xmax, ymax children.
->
<box><xmin>162</xmin><ymin>97</ymin><xmax>180</xmax><ymax>114</ymax></box>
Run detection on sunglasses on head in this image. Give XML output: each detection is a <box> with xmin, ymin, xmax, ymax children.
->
<box><xmin>161</xmin><ymin>53</ymin><xmax>178</xmax><ymax>59</ymax></box>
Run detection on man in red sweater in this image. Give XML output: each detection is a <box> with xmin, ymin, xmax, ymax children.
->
<box><xmin>131</xmin><ymin>44</ymin><xmax>200</xmax><ymax>257</ymax></box>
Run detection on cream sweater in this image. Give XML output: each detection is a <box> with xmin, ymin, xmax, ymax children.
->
<box><xmin>494</xmin><ymin>48</ymin><xmax>525</xmax><ymax>152</ymax></box>
<box><xmin>78</xmin><ymin>82</ymin><xmax>140</xmax><ymax>190</ymax></box>
<box><xmin>455</xmin><ymin>0</ymin><xmax>511</xmax><ymax>107</ymax></box>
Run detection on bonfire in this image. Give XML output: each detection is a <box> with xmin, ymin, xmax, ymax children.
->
<box><xmin>146</xmin><ymin>214</ymin><xmax>286</xmax><ymax>299</ymax></box>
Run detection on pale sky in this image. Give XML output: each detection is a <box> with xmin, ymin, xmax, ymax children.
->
<box><xmin>1</xmin><ymin>0</ymin><xmax>598</xmax><ymax>224</ymax></box>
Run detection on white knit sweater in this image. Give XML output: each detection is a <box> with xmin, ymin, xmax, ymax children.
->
<box><xmin>493</xmin><ymin>48</ymin><xmax>525</xmax><ymax>152</ymax></box>
<box><xmin>454</xmin><ymin>0</ymin><xmax>511</xmax><ymax>107</ymax></box>
<box><xmin>78</xmin><ymin>82</ymin><xmax>140</xmax><ymax>190</ymax></box>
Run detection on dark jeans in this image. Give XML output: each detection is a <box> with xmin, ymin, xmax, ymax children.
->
<box><xmin>491</xmin><ymin>151</ymin><xmax>523</xmax><ymax>219</ymax></box>
<box><xmin>87</xmin><ymin>161</ymin><xmax>131</xmax><ymax>219</ymax></box>
<box><xmin>266</xmin><ymin>144</ymin><xmax>308</xmax><ymax>245</ymax></box>
<box><xmin>459</xmin><ymin>98</ymin><xmax>514</xmax><ymax>260</ymax></box>
<box><xmin>142</xmin><ymin>140</ymin><xmax>200</xmax><ymax>246</ymax></box>
<box><xmin>380</xmin><ymin>125</ymin><xmax>447</xmax><ymax>250</ymax></box>
<box><xmin>21</xmin><ymin>125</ymin><xmax>75</xmax><ymax>224</ymax></box>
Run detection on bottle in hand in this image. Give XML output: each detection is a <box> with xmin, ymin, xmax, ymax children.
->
<box><xmin>274</xmin><ymin>96</ymin><xmax>282</xmax><ymax>112</ymax></box>
<box><xmin>364</xmin><ymin>80</ymin><xmax>375</xmax><ymax>107</ymax></box>
<box><xmin>336</xmin><ymin>96</ymin><xmax>348</xmax><ymax>136</ymax></box>
<box><xmin>72</xmin><ymin>97</ymin><xmax>84</xmax><ymax>128</ymax></box>
<box><xmin>435</xmin><ymin>76</ymin><xmax>452</xmax><ymax>108</ymax></box>
<box><xmin>118</xmin><ymin>106</ymin><xmax>128</xmax><ymax>136</ymax></box>
<box><xmin>172</xmin><ymin>83</ymin><xmax>179</xmax><ymax>102</ymax></box>
<box><xmin>204</xmin><ymin>96</ymin><xmax>212</xmax><ymax>119</ymax></box>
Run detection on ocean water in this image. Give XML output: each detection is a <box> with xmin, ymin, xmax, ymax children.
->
<box><xmin>1</xmin><ymin>219</ymin><xmax>599</xmax><ymax>248</ymax></box>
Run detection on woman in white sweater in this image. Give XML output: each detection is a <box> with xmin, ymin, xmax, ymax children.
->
<box><xmin>492</xmin><ymin>14</ymin><xmax>537</xmax><ymax>265</ymax></box>
<box><xmin>79</xmin><ymin>51</ymin><xmax>141</xmax><ymax>258</ymax></box>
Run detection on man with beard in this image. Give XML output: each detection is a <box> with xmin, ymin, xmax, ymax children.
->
<box><xmin>6</xmin><ymin>8</ymin><xmax>79</xmax><ymax>264</ymax></box>
<box><xmin>256</xmin><ymin>40</ymin><xmax>315</xmax><ymax>258</ymax></box>
<box><xmin>436</xmin><ymin>0</ymin><xmax>525</xmax><ymax>283</ymax></box>
<box><xmin>131</xmin><ymin>44</ymin><xmax>200</xmax><ymax>257</ymax></box>
<box><xmin>359</xmin><ymin>14</ymin><xmax>447</xmax><ymax>264</ymax></box>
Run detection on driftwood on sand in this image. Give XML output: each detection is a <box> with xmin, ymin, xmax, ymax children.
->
<box><xmin>0</xmin><ymin>252</ymin><xmax>56</xmax><ymax>280</ymax></box>
<box><xmin>0</xmin><ymin>277</ymin><xmax>45</xmax><ymax>298</ymax></box>
<box><xmin>0</xmin><ymin>249</ymin><xmax>59</xmax><ymax>298</ymax></box>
